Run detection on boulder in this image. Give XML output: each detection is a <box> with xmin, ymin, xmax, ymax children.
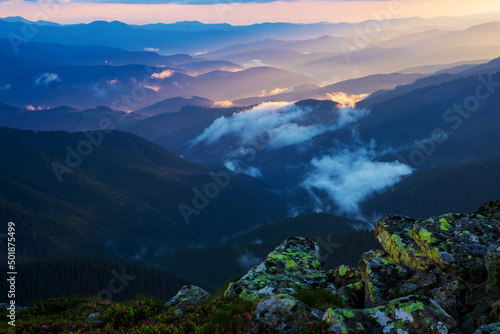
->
<box><xmin>412</xmin><ymin>270</ymin><xmax>438</xmax><ymax>287</ymax></box>
<box><xmin>165</xmin><ymin>285</ymin><xmax>211</xmax><ymax>316</ymax></box>
<box><xmin>430</xmin><ymin>280</ymin><xmax>465</xmax><ymax>321</ymax></box>
<box><xmin>328</xmin><ymin>265</ymin><xmax>362</xmax><ymax>287</ymax></box>
<box><xmin>375</xmin><ymin>215</ymin><xmax>434</xmax><ymax>270</ymax></box>
<box><xmin>411</xmin><ymin>214</ymin><xmax>497</xmax><ymax>284</ymax></box>
<box><xmin>473</xmin><ymin>323</ymin><xmax>500</xmax><ymax>333</ymax></box>
<box><xmin>338</xmin><ymin>281</ymin><xmax>365</xmax><ymax>309</ymax></box>
<box><xmin>251</xmin><ymin>294</ymin><xmax>323</xmax><ymax>334</ymax></box>
<box><xmin>358</xmin><ymin>249</ymin><xmax>410</xmax><ymax>307</ymax></box>
<box><xmin>486</xmin><ymin>248</ymin><xmax>500</xmax><ymax>299</ymax></box>
<box><xmin>376</xmin><ymin>212</ymin><xmax>500</xmax><ymax>285</ymax></box>
<box><xmin>475</xmin><ymin>200</ymin><xmax>500</xmax><ymax>219</ymax></box>
<box><xmin>471</xmin><ymin>301</ymin><xmax>498</xmax><ymax>329</ymax></box>
<box><xmin>323</xmin><ymin>295</ymin><xmax>457</xmax><ymax>334</ymax></box>
<box><xmin>225</xmin><ymin>237</ymin><xmax>329</xmax><ymax>300</ymax></box>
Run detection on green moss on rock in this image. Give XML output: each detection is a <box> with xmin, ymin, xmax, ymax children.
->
<box><xmin>323</xmin><ymin>295</ymin><xmax>457</xmax><ymax>334</ymax></box>
<box><xmin>225</xmin><ymin>237</ymin><xmax>329</xmax><ymax>301</ymax></box>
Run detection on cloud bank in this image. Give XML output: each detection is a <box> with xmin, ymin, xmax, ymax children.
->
<box><xmin>191</xmin><ymin>101</ymin><xmax>370</xmax><ymax>151</ymax></box>
<box><xmin>192</xmin><ymin>101</ymin><xmax>411</xmax><ymax>218</ymax></box>
<box><xmin>302</xmin><ymin>142</ymin><xmax>413</xmax><ymax>219</ymax></box>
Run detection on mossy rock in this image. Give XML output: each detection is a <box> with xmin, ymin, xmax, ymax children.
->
<box><xmin>225</xmin><ymin>237</ymin><xmax>329</xmax><ymax>301</ymax></box>
<box><xmin>486</xmin><ymin>248</ymin><xmax>500</xmax><ymax>299</ymax></box>
<box><xmin>165</xmin><ymin>285</ymin><xmax>211</xmax><ymax>315</ymax></box>
<box><xmin>375</xmin><ymin>215</ymin><xmax>433</xmax><ymax>271</ymax></box>
<box><xmin>358</xmin><ymin>249</ymin><xmax>411</xmax><ymax>307</ymax></box>
<box><xmin>252</xmin><ymin>294</ymin><xmax>323</xmax><ymax>334</ymax></box>
<box><xmin>376</xmin><ymin>211</ymin><xmax>500</xmax><ymax>285</ymax></box>
<box><xmin>323</xmin><ymin>295</ymin><xmax>457</xmax><ymax>334</ymax></box>
<box><xmin>328</xmin><ymin>265</ymin><xmax>362</xmax><ymax>287</ymax></box>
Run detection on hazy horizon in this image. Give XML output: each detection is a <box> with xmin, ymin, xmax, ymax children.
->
<box><xmin>1</xmin><ymin>0</ymin><xmax>500</xmax><ymax>25</ymax></box>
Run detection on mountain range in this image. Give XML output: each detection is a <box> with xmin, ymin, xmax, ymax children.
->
<box><xmin>0</xmin><ymin>12</ymin><xmax>499</xmax><ymax>305</ymax></box>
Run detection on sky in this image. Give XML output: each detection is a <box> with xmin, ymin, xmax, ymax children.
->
<box><xmin>0</xmin><ymin>0</ymin><xmax>500</xmax><ymax>25</ymax></box>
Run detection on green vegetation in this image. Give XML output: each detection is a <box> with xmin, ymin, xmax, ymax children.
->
<box><xmin>295</xmin><ymin>288</ymin><xmax>345</xmax><ymax>311</ymax></box>
<box><xmin>0</xmin><ymin>293</ymin><xmax>338</xmax><ymax>334</ymax></box>
<box><xmin>0</xmin><ymin>273</ymin><xmax>340</xmax><ymax>333</ymax></box>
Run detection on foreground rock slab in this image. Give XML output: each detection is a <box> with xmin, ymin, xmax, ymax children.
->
<box><xmin>375</xmin><ymin>208</ymin><xmax>500</xmax><ymax>285</ymax></box>
<box><xmin>225</xmin><ymin>237</ymin><xmax>330</xmax><ymax>300</ymax></box>
<box><xmin>323</xmin><ymin>295</ymin><xmax>457</xmax><ymax>334</ymax></box>
<box><xmin>251</xmin><ymin>294</ymin><xmax>323</xmax><ymax>334</ymax></box>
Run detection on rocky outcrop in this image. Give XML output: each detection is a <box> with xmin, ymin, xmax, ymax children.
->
<box><xmin>323</xmin><ymin>295</ymin><xmax>457</xmax><ymax>333</ymax></box>
<box><xmin>486</xmin><ymin>249</ymin><xmax>500</xmax><ymax>299</ymax></box>
<box><xmin>225</xmin><ymin>237</ymin><xmax>330</xmax><ymax>301</ymax></box>
<box><xmin>252</xmin><ymin>294</ymin><xmax>323</xmax><ymax>334</ymax></box>
<box><xmin>369</xmin><ymin>200</ymin><xmax>500</xmax><ymax>333</ymax></box>
<box><xmin>164</xmin><ymin>201</ymin><xmax>500</xmax><ymax>333</ymax></box>
<box><xmin>358</xmin><ymin>249</ymin><xmax>411</xmax><ymax>307</ymax></box>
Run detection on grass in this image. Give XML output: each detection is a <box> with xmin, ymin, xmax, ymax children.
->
<box><xmin>294</xmin><ymin>288</ymin><xmax>345</xmax><ymax>311</ymax></box>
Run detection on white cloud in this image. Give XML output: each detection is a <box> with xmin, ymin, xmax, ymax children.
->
<box><xmin>302</xmin><ymin>142</ymin><xmax>413</xmax><ymax>220</ymax></box>
<box><xmin>34</xmin><ymin>72</ymin><xmax>60</xmax><ymax>87</ymax></box>
<box><xmin>144</xmin><ymin>47</ymin><xmax>160</xmax><ymax>52</ymax></box>
<box><xmin>191</xmin><ymin>101</ymin><xmax>370</xmax><ymax>151</ymax></box>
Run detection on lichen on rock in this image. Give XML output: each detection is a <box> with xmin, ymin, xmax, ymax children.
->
<box><xmin>376</xmin><ymin>211</ymin><xmax>500</xmax><ymax>285</ymax></box>
<box><xmin>225</xmin><ymin>237</ymin><xmax>330</xmax><ymax>301</ymax></box>
<box><xmin>328</xmin><ymin>264</ymin><xmax>362</xmax><ymax>287</ymax></box>
<box><xmin>358</xmin><ymin>249</ymin><xmax>411</xmax><ymax>307</ymax></box>
<box><xmin>323</xmin><ymin>295</ymin><xmax>457</xmax><ymax>333</ymax></box>
<box><xmin>164</xmin><ymin>285</ymin><xmax>211</xmax><ymax>316</ymax></box>
<box><xmin>251</xmin><ymin>294</ymin><xmax>323</xmax><ymax>334</ymax></box>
